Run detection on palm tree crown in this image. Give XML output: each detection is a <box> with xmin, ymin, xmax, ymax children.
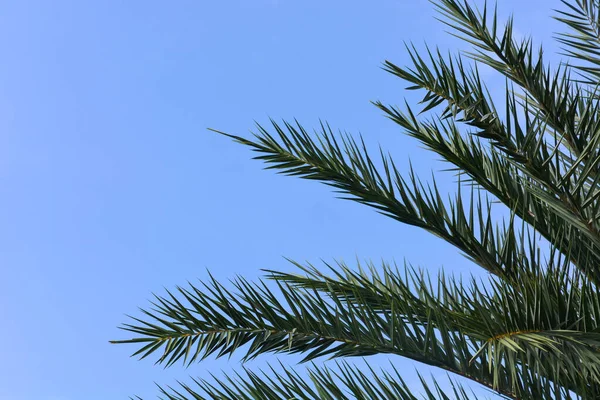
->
<box><xmin>112</xmin><ymin>0</ymin><xmax>600</xmax><ymax>398</ymax></box>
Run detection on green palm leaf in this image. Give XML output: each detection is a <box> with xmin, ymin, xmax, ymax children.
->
<box><xmin>147</xmin><ymin>362</ymin><xmax>479</xmax><ymax>400</ymax></box>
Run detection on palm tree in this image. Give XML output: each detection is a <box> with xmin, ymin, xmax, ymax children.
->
<box><xmin>112</xmin><ymin>0</ymin><xmax>600</xmax><ymax>398</ymax></box>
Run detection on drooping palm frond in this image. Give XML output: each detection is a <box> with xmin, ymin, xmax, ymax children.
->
<box><xmin>146</xmin><ymin>362</ymin><xmax>479</xmax><ymax>400</ymax></box>
<box><xmin>113</xmin><ymin>268</ymin><xmax>497</xmax><ymax>387</ymax></box>
<box><xmin>210</xmin><ymin>121</ymin><xmax>532</xmax><ymax>281</ymax></box>
<box><xmin>268</xmin><ymin>259</ymin><xmax>600</xmax><ymax>396</ymax></box>
<box><xmin>114</xmin><ymin>0</ymin><xmax>600</xmax><ymax>398</ymax></box>
<box><xmin>113</xmin><ymin>257</ymin><xmax>600</xmax><ymax>398</ymax></box>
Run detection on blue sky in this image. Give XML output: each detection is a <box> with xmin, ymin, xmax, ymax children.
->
<box><xmin>0</xmin><ymin>0</ymin><xmax>564</xmax><ymax>398</ymax></box>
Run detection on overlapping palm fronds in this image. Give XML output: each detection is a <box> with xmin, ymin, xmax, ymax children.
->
<box><xmin>113</xmin><ymin>0</ymin><xmax>600</xmax><ymax>398</ymax></box>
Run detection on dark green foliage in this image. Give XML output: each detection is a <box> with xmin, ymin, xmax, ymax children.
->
<box><xmin>113</xmin><ymin>1</ymin><xmax>600</xmax><ymax>398</ymax></box>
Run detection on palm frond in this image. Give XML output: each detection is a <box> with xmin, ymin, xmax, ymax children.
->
<box><xmin>112</xmin><ymin>267</ymin><xmax>529</xmax><ymax>396</ymax></box>
<box><xmin>113</xmin><ymin>257</ymin><xmax>600</xmax><ymax>398</ymax></box>
<box><xmin>555</xmin><ymin>0</ymin><xmax>600</xmax><ymax>82</ymax></box>
<box><xmin>433</xmin><ymin>0</ymin><xmax>587</xmax><ymax>156</ymax></box>
<box><xmin>148</xmin><ymin>362</ymin><xmax>479</xmax><ymax>400</ymax></box>
<box><xmin>376</xmin><ymin>33</ymin><xmax>600</xmax><ymax>282</ymax></box>
<box><xmin>266</xmin><ymin>258</ymin><xmax>600</xmax><ymax>396</ymax></box>
<box><xmin>209</xmin><ymin>121</ymin><xmax>537</xmax><ymax>281</ymax></box>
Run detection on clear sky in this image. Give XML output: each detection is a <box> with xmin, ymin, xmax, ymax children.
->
<box><xmin>0</xmin><ymin>0</ymin><xmax>565</xmax><ymax>398</ymax></box>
